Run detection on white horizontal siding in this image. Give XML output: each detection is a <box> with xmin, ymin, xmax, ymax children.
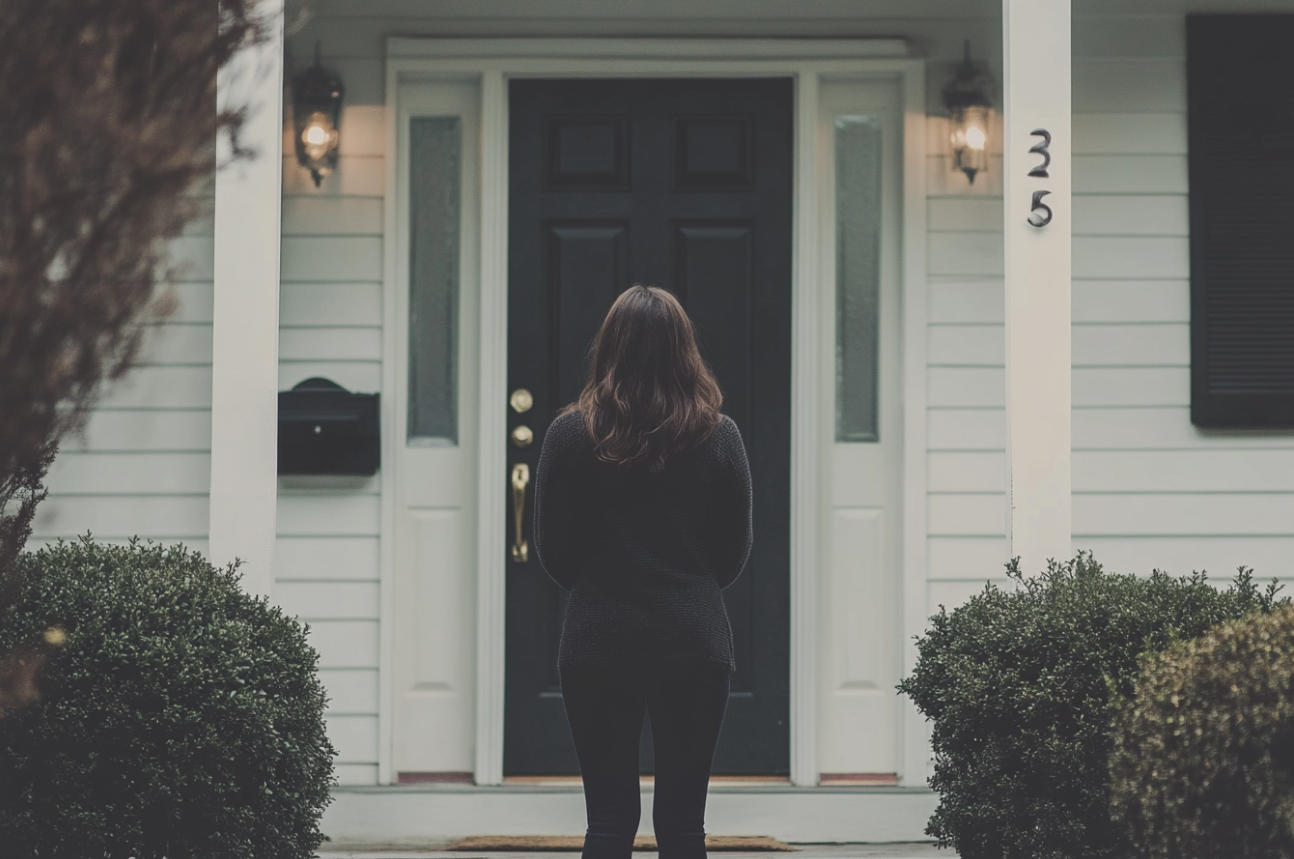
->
<box><xmin>44</xmin><ymin>453</ymin><xmax>211</xmax><ymax>495</ymax></box>
<box><xmin>36</xmin><ymin>224</ymin><xmax>214</xmax><ymax>548</ymax></box>
<box><xmin>282</xmin><ymin>283</ymin><xmax>382</xmax><ymax>327</ymax></box>
<box><xmin>1076</xmin><ymin>537</ymin><xmax>1294</xmax><ymax>581</ymax></box>
<box><xmin>278</xmin><ymin>91</ymin><xmax>388</xmax><ymax>777</ymax></box>
<box><xmin>280</xmin><ymin>361</ymin><xmax>382</xmax><ymax>393</ymax></box>
<box><xmin>932</xmin><ymin>407</ymin><xmax>1294</xmax><ymax>453</ymax></box>
<box><xmin>283</xmin><ymin>196</ymin><xmax>383</xmax><ymax>236</ymax></box>
<box><xmin>32</xmin><ymin>495</ymin><xmax>209</xmax><ymax>541</ymax></box>
<box><xmin>280</xmin><ymin>328</ymin><xmax>383</xmax><ymax>362</ymax></box>
<box><xmin>928</xmin><ymin>537</ymin><xmax>1008</xmax><ymax>581</ymax></box>
<box><xmin>928</xmin><ymin>279</ymin><xmax>1193</xmax><ymax>326</ymax></box>
<box><xmin>1072</xmin><ymin>59</ymin><xmax>1184</xmax><ymax>113</ymax></box>
<box><xmin>933</xmin><ymin>450</ymin><xmax>1294</xmax><ymax>494</ymax></box>
<box><xmin>282</xmin><ymin>237</ymin><xmax>383</xmax><ymax>283</ymax></box>
<box><xmin>1072</xmin><ymin>155</ymin><xmax>1187</xmax><ymax>194</ymax></box>
<box><xmin>318</xmin><ymin>668</ymin><xmax>380</xmax><ymax>715</ymax></box>
<box><xmin>925</xmin><ymin>18</ymin><xmax>1294</xmax><ymax>619</ymax></box>
<box><xmin>1073</xmin><ymin>113</ymin><xmax>1185</xmax><ymax>155</ymax></box>
<box><xmin>98</xmin><ymin>366</ymin><xmax>214</xmax><ymax>409</ymax></box>
<box><xmin>283</xmin><ymin>155</ymin><xmax>383</xmax><ymax>196</ymax></box>
<box><xmin>928</xmin><ymin>234</ymin><xmax>1190</xmax><ymax>280</ymax></box>
<box><xmin>278</xmin><ymin>581</ymin><xmax>381</xmax><ymax>619</ymax></box>
<box><xmin>167</xmin><ymin>282</ymin><xmax>216</xmax><ymax>323</ymax></box>
<box><xmin>277</xmin><ymin>494</ymin><xmax>381</xmax><ymax>537</ymax></box>
<box><xmin>930</xmin><ymin>368</ymin><xmax>1197</xmax><ymax>414</ymax></box>
<box><xmin>309</xmin><ymin>620</ymin><xmax>380</xmax><ymax>668</ymax></box>
<box><xmin>1076</xmin><ymin>495</ymin><xmax>1294</xmax><ymax>537</ymax></box>
<box><xmin>326</xmin><ymin>714</ymin><xmax>380</xmax><ymax>764</ymax></box>
<box><xmin>276</xmin><ymin>537</ymin><xmax>380</xmax><ymax>580</ymax></box>
<box><xmin>930</xmin><ymin>323</ymin><xmax>1188</xmax><ymax>367</ymax></box>
<box><xmin>928</xmin><ymin>579</ymin><xmax>1009</xmax><ymax>616</ymax></box>
<box><xmin>71</xmin><ymin>410</ymin><xmax>213</xmax><ymax>453</ymax></box>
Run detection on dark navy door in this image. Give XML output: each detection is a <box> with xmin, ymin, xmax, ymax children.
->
<box><xmin>504</xmin><ymin>78</ymin><xmax>792</xmax><ymax>776</ymax></box>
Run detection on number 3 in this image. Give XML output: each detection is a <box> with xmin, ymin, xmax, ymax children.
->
<box><xmin>1029</xmin><ymin>129</ymin><xmax>1051</xmax><ymax>178</ymax></box>
<box><xmin>1028</xmin><ymin>191</ymin><xmax>1053</xmax><ymax>228</ymax></box>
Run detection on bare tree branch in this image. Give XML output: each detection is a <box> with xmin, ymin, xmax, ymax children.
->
<box><xmin>0</xmin><ymin>0</ymin><xmax>273</xmax><ymax>715</ymax></box>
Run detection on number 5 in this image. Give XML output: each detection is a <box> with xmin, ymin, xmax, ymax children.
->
<box><xmin>1028</xmin><ymin>191</ymin><xmax>1053</xmax><ymax>228</ymax></box>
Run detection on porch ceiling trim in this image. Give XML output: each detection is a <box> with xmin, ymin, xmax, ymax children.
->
<box><xmin>387</xmin><ymin>37</ymin><xmax>910</xmax><ymax>60</ymax></box>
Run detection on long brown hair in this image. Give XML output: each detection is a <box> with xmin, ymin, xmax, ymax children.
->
<box><xmin>564</xmin><ymin>285</ymin><xmax>723</xmax><ymax>472</ymax></box>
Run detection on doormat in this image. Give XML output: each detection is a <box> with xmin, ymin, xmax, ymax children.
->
<box><xmin>445</xmin><ymin>836</ymin><xmax>796</xmax><ymax>851</ymax></box>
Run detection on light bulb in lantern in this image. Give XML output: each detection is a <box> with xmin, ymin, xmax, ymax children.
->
<box><xmin>292</xmin><ymin>46</ymin><xmax>344</xmax><ymax>187</ymax></box>
<box><xmin>949</xmin><ymin>104</ymin><xmax>992</xmax><ymax>185</ymax></box>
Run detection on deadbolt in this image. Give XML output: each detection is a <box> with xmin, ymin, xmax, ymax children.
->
<box><xmin>510</xmin><ymin>388</ymin><xmax>534</xmax><ymax>414</ymax></box>
<box><xmin>511</xmin><ymin>425</ymin><xmax>534</xmax><ymax>449</ymax></box>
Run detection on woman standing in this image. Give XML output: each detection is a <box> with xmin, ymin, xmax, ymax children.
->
<box><xmin>533</xmin><ymin>285</ymin><xmax>754</xmax><ymax>859</ymax></box>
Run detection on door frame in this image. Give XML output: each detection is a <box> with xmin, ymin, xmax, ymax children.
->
<box><xmin>381</xmin><ymin>38</ymin><xmax>929</xmax><ymax>788</ymax></box>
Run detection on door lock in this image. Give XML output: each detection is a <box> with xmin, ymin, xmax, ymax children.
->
<box><xmin>510</xmin><ymin>388</ymin><xmax>534</xmax><ymax>414</ymax></box>
<box><xmin>511</xmin><ymin>425</ymin><xmax>534</xmax><ymax>448</ymax></box>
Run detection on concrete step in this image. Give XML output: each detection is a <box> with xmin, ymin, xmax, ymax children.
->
<box><xmin>323</xmin><ymin>785</ymin><xmax>939</xmax><ymax>845</ymax></box>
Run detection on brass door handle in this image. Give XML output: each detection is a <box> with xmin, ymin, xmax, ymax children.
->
<box><xmin>511</xmin><ymin>462</ymin><xmax>530</xmax><ymax>563</ymax></box>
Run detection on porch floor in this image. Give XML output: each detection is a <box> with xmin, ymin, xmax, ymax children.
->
<box><xmin>316</xmin><ymin>842</ymin><xmax>955</xmax><ymax>859</ymax></box>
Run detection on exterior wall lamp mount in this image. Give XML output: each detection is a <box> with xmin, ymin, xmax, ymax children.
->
<box><xmin>942</xmin><ymin>41</ymin><xmax>995</xmax><ymax>185</ymax></box>
<box><xmin>292</xmin><ymin>43</ymin><xmax>344</xmax><ymax>188</ymax></box>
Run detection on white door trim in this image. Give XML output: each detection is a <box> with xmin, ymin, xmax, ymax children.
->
<box><xmin>790</xmin><ymin>68</ymin><xmax>822</xmax><ymax>790</ymax></box>
<box><xmin>381</xmin><ymin>38</ymin><xmax>929</xmax><ymax>788</ymax></box>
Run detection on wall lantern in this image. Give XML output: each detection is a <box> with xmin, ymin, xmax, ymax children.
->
<box><xmin>942</xmin><ymin>41</ymin><xmax>995</xmax><ymax>185</ymax></box>
<box><xmin>292</xmin><ymin>44</ymin><xmax>344</xmax><ymax>187</ymax></box>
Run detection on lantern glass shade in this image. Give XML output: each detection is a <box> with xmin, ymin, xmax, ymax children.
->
<box><xmin>292</xmin><ymin>59</ymin><xmax>344</xmax><ymax>187</ymax></box>
<box><xmin>950</xmin><ymin>104</ymin><xmax>991</xmax><ymax>185</ymax></box>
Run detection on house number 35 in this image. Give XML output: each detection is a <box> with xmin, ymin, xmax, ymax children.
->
<box><xmin>1027</xmin><ymin>129</ymin><xmax>1053</xmax><ymax>228</ymax></box>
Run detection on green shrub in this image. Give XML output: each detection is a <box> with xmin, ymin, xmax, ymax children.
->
<box><xmin>897</xmin><ymin>552</ymin><xmax>1285</xmax><ymax>859</ymax></box>
<box><xmin>0</xmin><ymin>537</ymin><xmax>336</xmax><ymax>858</ymax></box>
<box><xmin>1110</xmin><ymin>602</ymin><xmax>1294</xmax><ymax>859</ymax></box>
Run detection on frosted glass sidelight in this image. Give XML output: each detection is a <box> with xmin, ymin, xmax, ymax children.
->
<box><xmin>835</xmin><ymin>115</ymin><xmax>883</xmax><ymax>443</ymax></box>
<box><xmin>408</xmin><ymin>117</ymin><xmax>462</xmax><ymax>444</ymax></box>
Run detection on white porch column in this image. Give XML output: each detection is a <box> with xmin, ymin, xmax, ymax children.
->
<box><xmin>210</xmin><ymin>3</ymin><xmax>285</xmax><ymax>598</ymax></box>
<box><xmin>1003</xmin><ymin>0</ymin><xmax>1072</xmax><ymax>573</ymax></box>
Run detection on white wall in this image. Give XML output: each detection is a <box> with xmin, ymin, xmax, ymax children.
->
<box><xmin>926</xmin><ymin>12</ymin><xmax>1294</xmax><ymax>619</ymax></box>
<box><xmin>34</xmin><ymin>223</ymin><xmax>215</xmax><ymax>555</ymax></box>
<box><xmin>274</xmin><ymin>69</ymin><xmax>387</xmax><ymax>785</ymax></box>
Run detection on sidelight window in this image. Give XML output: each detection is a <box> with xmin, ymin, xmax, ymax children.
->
<box><xmin>834</xmin><ymin>114</ymin><xmax>884</xmax><ymax>442</ymax></box>
<box><xmin>407</xmin><ymin>116</ymin><xmax>463</xmax><ymax>444</ymax></box>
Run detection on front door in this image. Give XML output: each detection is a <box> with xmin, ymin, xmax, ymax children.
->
<box><xmin>503</xmin><ymin>78</ymin><xmax>793</xmax><ymax>776</ymax></box>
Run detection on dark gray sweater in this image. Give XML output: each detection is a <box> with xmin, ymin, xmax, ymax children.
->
<box><xmin>533</xmin><ymin>411</ymin><xmax>753</xmax><ymax>672</ymax></box>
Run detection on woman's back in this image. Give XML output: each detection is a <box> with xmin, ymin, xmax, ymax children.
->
<box><xmin>534</xmin><ymin>410</ymin><xmax>752</xmax><ymax>670</ymax></box>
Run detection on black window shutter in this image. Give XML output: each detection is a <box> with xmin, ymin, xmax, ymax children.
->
<box><xmin>1188</xmin><ymin>15</ymin><xmax>1294</xmax><ymax>428</ymax></box>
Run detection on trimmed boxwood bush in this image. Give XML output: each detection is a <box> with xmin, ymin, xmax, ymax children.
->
<box><xmin>0</xmin><ymin>537</ymin><xmax>336</xmax><ymax>858</ymax></box>
<box><xmin>1110</xmin><ymin>602</ymin><xmax>1294</xmax><ymax>859</ymax></box>
<box><xmin>898</xmin><ymin>552</ymin><xmax>1285</xmax><ymax>859</ymax></box>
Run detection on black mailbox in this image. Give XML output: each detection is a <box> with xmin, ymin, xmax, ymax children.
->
<box><xmin>278</xmin><ymin>378</ymin><xmax>379</xmax><ymax>475</ymax></box>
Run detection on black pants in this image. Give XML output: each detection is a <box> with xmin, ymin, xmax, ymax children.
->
<box><xmin>560</xmin><ymin>663</ymin><xmax>731</xmax><ymax>859</ymax></box>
